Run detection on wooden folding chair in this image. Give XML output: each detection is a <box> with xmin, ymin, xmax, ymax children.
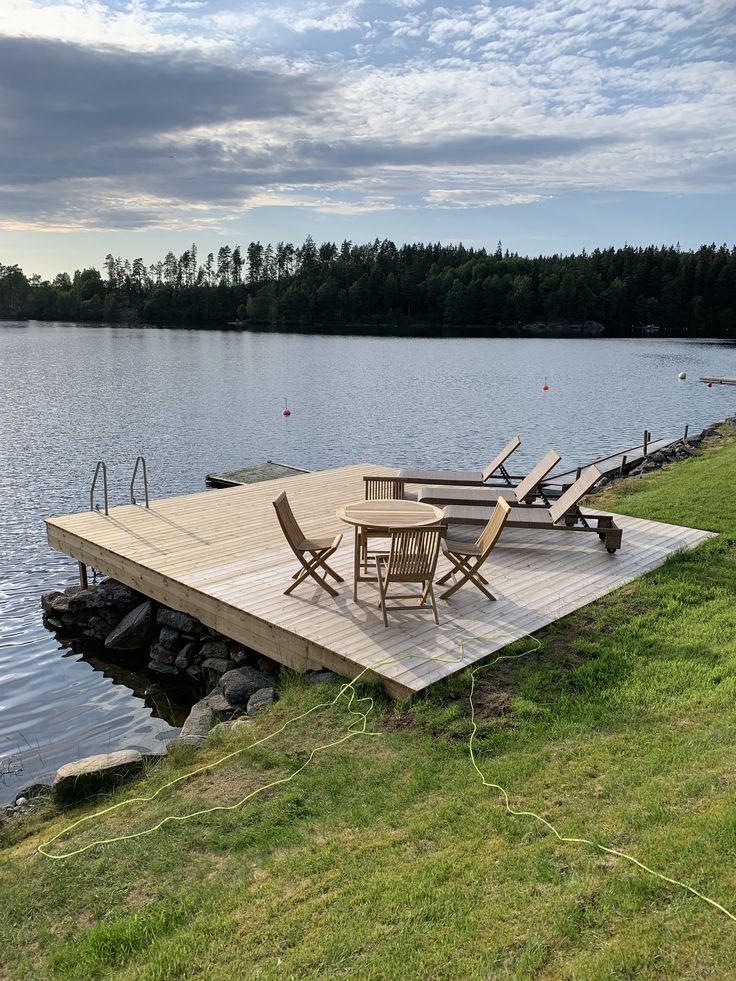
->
<box><xmin>376</xmin><ymin>526</ymin><xmax>442</xmax><ymax>627</ymax></box>
<box><xmin>437</xmin><ymin>498</ymin><xmax>510</xmax><ymax>600</ymax></box>
<box><xmin>273</xmin><ymin>491</ymin><xmax>343</xmax><ymax>597</ymax></box>
<box><xmin>363</xmin><ymin>476</ymin><xmax>405</xmax><ymax>500</ymax></box>
<box><xmin>357</xmin><ymin>475</ymin><xmax>407</xmax><ymax>578</ymax></box>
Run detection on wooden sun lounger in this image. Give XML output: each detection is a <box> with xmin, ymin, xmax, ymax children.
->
<box><xmin>397</xmin><ymin>435</ymin><xmax>521</xmax><ymax>488</ymax></box>
<box><xmin>417</xmin><ymin>449</ymin><xmax>561</xmax><ymax>509</ymax></box>
<box><xmin>443</xmin><ymin>465</ymin><xmax>623</xmax><ymax>553</ymax></box>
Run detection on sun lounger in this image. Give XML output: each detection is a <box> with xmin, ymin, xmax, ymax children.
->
<box><xmin>398</xmin><ymin>435</ymin><xmax>521</xmax><ymax>488</ymax></box>
<box><xmin>417</xmin><ymin>449</ymin><xmax>561</xmax><ymax>509</ymax></box>
<box><xmin>443</xmin><ymin>465</ymin><xmax>622</xmax><ymax>553</ymax></box>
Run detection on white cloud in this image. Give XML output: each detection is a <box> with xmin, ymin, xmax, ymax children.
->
<box><xmin>0</xmin><ymin>0</ymin><xmax>734</xmax><ymax>233</ymax></box>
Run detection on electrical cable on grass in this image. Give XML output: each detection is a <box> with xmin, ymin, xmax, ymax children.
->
<box><xmin>37</xmin><ymin>631</ymin><xmax>736</xmax><ymax>925</ymax></box>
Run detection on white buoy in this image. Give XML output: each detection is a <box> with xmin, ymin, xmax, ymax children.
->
<box><xmin>678</xmin><ymin>371</ymin><xmax>686</xmax><ymax>380</ymax></box>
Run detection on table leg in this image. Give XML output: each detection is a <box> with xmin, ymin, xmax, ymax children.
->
<box><xmin>353</xmin><ymin>527</ymin><xmax>360</xmax><ymax>601</ymax></box>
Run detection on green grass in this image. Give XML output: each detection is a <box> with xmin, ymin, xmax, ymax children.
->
<box><xmin>2</xmin><ymin>429</ymin><xmax>736</xmax><ymax>979</ymax></box>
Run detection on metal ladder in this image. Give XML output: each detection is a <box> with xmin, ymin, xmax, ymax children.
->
<box><xmin>130</xmin><ymin>456</ymin><xmax>149</xmax><ymax>507</ymax></box>
<box><xmin>89</xmin><ymin>460</ymin><xmax>109</xmax><ymax>515</ymax></box>
<box><xmin>89</xmin><ymin>457</ymin><xmax>151</xmax><ymax>514</ymax></box>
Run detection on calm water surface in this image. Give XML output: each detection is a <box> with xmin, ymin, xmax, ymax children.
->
<box><xmin>1</xmin><ymin>322</ymin><xmax>734</xmax><ymax>802</ymax></box>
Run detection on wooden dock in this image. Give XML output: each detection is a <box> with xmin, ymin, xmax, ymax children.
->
<box><xmin>205</xmin><ymin>460</ymin><xmax>310</xmax><ymax>488</ymax></box>
<box><xmin>700</xmin><ymin>376</ymin><xmax>736</xmax><ymax>386</ymax></box>
<box><xmin>45</xmin><ymin>465</ymin><xmax>713</xmax><ymax>698</ymax></box>
<box><xmin>545</xmin><ymin>434</ymin><xmax>679</xmax><ymax>487</ymax></box>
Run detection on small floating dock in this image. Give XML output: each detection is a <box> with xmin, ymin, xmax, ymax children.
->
<box><xmin>45</xmin><ymin>464</ymin><xmax>712</xmax><ymax>698</ymax></box>
<box><xmin>205</xmin><ymin>460</ymin><xmax>310</xmax><ymax>488</ymax></box>
<box><xmin>700</xmin><ymin>376</ymin><xmax>736</xmax><ymax>387</ymax></box>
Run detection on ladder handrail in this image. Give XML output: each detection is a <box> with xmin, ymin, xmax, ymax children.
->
<box><xmin>90</xmin><ymin>461</ymin><xmax>109</xmax><ymax>515</ymax></box>
<box><xmin>130</xmin><ymin>456</ymin><xmax>149</xmax><ymax>507</ymax></box>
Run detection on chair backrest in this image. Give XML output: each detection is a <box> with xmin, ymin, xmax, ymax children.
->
<box><xmin>475</xmin><ymin>497</ymin><xmax>511</xmax><ymax>555</ymax></box>
<box><xmin>514</xmin><ymin>449</ymin><xmax>561</xmax><ymax>502</ymax></box>
<box><xmin>482</xmin><ymin>435</ymin><xmax>521</xmax><ymax>482</ymax></box>
<box><xmin>273</xmin><ymin>491</ymin><xmax>304</xmax><ymax>551</ymax></box>
<box><xmin>548</xmin><ymin>465</ymin><xmax>602</xmax><ymax>524</ymax></box>
<box><xmin>363</xmin><ymin>475</ymin><xmax>406</xmax><ymax>500</ymax></box>
<box><xmin>387</xmin><ymin>527</ymin><xmax>442</xmax><ymax>582</ymax></box>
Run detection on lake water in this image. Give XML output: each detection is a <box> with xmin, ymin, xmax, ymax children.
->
<box><xmin>1</xmin><ymin>322</ymin><xmax>734</xmax><ymax>803</ymax></box>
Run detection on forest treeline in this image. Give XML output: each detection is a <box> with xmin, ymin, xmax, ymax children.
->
<box><xmin>1</xmin><ymin>238</ymin><xmax>734</xmax><ymax>335</ymax></box>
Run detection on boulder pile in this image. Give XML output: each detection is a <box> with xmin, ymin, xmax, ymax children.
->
<box><xmin>41</xmin><ymin>579</ymin><xmax>276</xmax><ymax>683</ymax></box>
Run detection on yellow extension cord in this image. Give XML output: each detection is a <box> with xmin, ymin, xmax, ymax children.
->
<box><xmin>37</xmin><ymin>630</ymin><xmax>736</xmax><ymax>925</ymax></box>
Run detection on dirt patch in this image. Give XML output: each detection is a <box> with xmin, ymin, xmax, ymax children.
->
<box><xmin>468</xmin><ymin>684</ymin><xmax>513</xmax><ymax>719</ymax></box>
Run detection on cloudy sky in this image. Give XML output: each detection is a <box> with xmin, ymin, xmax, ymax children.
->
<box><xmin>0</xmin><ymin>0</ymin><xmax>734</xmax><ymax>278</ymax></box>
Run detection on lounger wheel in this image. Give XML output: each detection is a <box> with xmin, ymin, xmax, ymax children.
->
<box><xmin>606</xmin><ymin>546</ymin><xmax>617</xmax><ymax>554</ymax></box>
<box><xmin>598</xmin><ymin>532</ymin><xmax>606</xmax><ymax>540</ymax></box>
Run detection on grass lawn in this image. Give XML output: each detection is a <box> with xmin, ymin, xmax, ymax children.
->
<box><xmin>2</xmin><ymin>427</ymin><xmax>736</xmax><ymax>980</ymax></box>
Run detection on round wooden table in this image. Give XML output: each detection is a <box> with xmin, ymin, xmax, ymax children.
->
<box><xmin>336</xmin><ymin>499</ymin><xmax>444</xmax><ymax>599</ymax></box>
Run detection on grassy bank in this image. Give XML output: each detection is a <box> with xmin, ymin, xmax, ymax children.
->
<box><xmin>2</xmin><ymin>429</ymin><xmax>736</xmax><ymax>980</ymax></box>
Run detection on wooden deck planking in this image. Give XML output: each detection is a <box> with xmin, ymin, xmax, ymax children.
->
<box><xmin>45</xmin><ymin>463</ymin><xmax>714</xmax><ymax>697</ymax></box>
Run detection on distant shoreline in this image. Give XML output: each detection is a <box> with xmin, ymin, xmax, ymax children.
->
<box><xmin>3</xmin><ymin>316</ymin><xmax>732</xmax><ymax>341</ymax></box>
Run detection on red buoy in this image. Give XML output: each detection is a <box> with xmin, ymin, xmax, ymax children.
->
<box><xmin>282</xmin><ymin>399</ymin><xmax>291</xmax><ymax>416</ymax></box>
<box><xmin>707</xmin><ymin>382</ymin><xmax>713</xmax><ymax>389</ymax></box>
<box><xmin>542</xmin><ymin>383</ymin><xmax>549</xmax><ymax>392</ymax></box>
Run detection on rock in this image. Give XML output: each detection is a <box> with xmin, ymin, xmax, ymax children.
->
<box><xmin>86</xmin><ymin>615</ymin><xmax>116</xmax><ymax>641</ymax></box>
<box><xmin>150</xmin><ymin>642</ymin><xmax>176</xmax><ymax>664</ymax></box>
<box><xmin>53</xmin><ymin>749</ymin><xmax>143</xmax><ymax>802</ymax></box>
<box><xmin>230</xmin><ymin>647</ymin><xmax>250</xmax><ymax>666</ymax></box>
<box><xmin>16</xmin><ymin>782</ymin><xmax>51</xmax><ymax>801</ymax></box>
<box><xmin>14</xmin><ymin>797</ymin><xmax>27</xmax><ymax>807</ymax></box>
<box><xmin>219</xmin><ymin>666</ymin><xmax>276</xmax><ymax>705</ymax></box>
<box><xmin>41</xmin><ymin>591</ymin><xmax>63</xmax><ymax>613</ymax></box>
<box><xmin>182</xmin><ymin>643</ymin><xmax>202</xmax><ymax>663</ymax></box>
<box><xmin>104</xmin><ymin>600</ymin><xmax>155</xmax><ymax>650</ymax></box>
<box><xmin>186</xmin><ymin>665</ymin><xmax>203</xmax><ymax>679</ymax></box>
<box><xmin>157</xmin><ymin>608</ymin><xmax>199</xmax><ymax>633</ymax></box>
<box><xmin>175</xmin><ymin>644</ymin><xmax>199</xmax><ymax>669</ymax></box>
<box><xmin>207</xmin><ymin>722</ymin><xmax>230</xmax><ymax>740</ymax></box>
<box><xmin>258</xmin><ymin>656</ymin><xmax>280</xmax><ymax>675</ymax></box>
<box><xmin>64</xmin><ymin>585</ymin><xmax>82</xmax><ymax>597</ymax></box>
<box><xmin>149</xmin><ymin>660</ymin><xmax>178</xmax><ymax>675</ymax></box>
<box><xmin>158</xmin><ymin>626</ymin><xmax>183</xmax><ymax>651</ymax></box>
<box><xmin>200</xmin><ymin>640</ymin><xmax>228</xmax><ymax>661</ymax></box>
<box><xmin>682</xmin><ymin>446</ymin><xmax>699</xmax><ymax>457</ymax></box>
<box><xmin>203</xmin><ymin>690</ymin><xmax>233</xmax><ymax>713</ymax></box>
<box><xmin>246</xmin><ymin>688</ymin><xmax>275</xmax><ymax>716</ymax></box>
<box><xmin>174</xmin><ymin>700</ymin><xmax>216</xmax><ymax>748</ymax></box>
<box><xmin>231</xmin><ymin>717</ymin><xmax>251</xmax><ymax>731</ymax></box>
<box><xmin>50</xmin><ymin>594</ymin><xmax>71</xmax><ymax>614</ymax></box>
<box><xmin>308</xmin><ymin>670</ymin><xmax>340</xmax><ymax>685</ymax></box>
<box><xmin>68</xmin><ymin>581</ymin><xmax>139</xmax><ymax>614</ymax></box>
<box><xmin>202</xmin><ymin>657</ymin><xmax>232</xmax><ymax>675</ymax></box>
<box><xmin>43</xmin><ymin>616</ymin><xmax>64</xmax><ymax>630</ymax></box>
<box><xmin>65</xmin><ymin>588</ymin><xmax>104</xmax><ymax>612</ymax></box>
